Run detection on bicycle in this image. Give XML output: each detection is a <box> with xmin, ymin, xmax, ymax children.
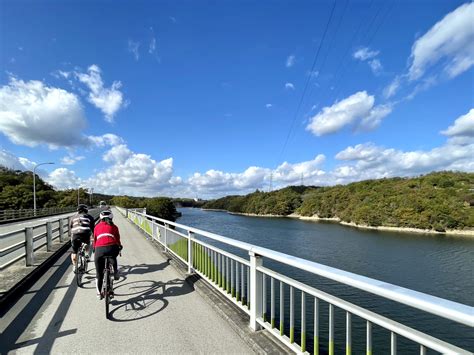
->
<box><xmin>102</xmin><ymin>255</ymin><xmax>116</xmax><ymax>319</ymax></box>
<box><xmin>75</xmin><ymin>242</ymin><xmax>89</xmax><ymax>287</ymax></box>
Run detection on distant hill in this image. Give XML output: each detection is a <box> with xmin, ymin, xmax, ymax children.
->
<box><xmin>202</xmin><ymin>172</ymin><xmax>474</xmax><ymax>232</ymax></box>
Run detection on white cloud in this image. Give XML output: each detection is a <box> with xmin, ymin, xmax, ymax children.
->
<box><xmin>75</xmin><ymin>65</ymin><xmax>125</xmax><ymax>122</ymax></box>
<box><xmin>102</xmin><ymin>144</ymin><xmax>132</xmax><ymax>163</ymax></box>
<box><xmin>441</xmin><ymin>108</ymin><xmax>474</xmax><ymax>138</ymax></box>
<box><xmin>285</xmin><ymin>82</ymin><xmax>295</xmax><ymax>90</ymax></box>
<box><xmin>286</xmin><ymin>55</ymin><xmax>296</xmax><ymax>68</ymax></box>
<box><xmin>353</xmin><ymin>47</ymin><xmax>379</xmax><ymax>61</ymax></box>
<box><xmin>87</xmin><ymin>133</ymin><xmax>124</xmax><ymax>147</ymax></box>
<box><xmin>128</xmin><ymin>40</ymin><xmax>140</xmax><ymax>61</ymax></box>
<box><xmin>383</xmin><ymin>76</ymin><xmax>401</xmax><ymax>99</ymax></box>
<box><xmin>265</xmin><ymin>104</ymin><xmax>272</xmax><ymax>109</ymax></box>
<box><xmin>47</xmin><ymin>168</ymin><xmax>82</xmax><ymax>189</ymax></box>
<box><xmin>354</xmin><ymin>47</ymin><xmax>383</xmax><ymax>75</ymax></box>
<box><xmin>0</xmin><ymin>77</ymin><xmax>87</xmax><ymax>148</ymax></box>
<box><xmin>61</xmin><ymin>155</ymin><xmax>85</xmax><ymax>165</ymax></box>
<box><xmin>306</xmin><ymin>91</ymin><xmax>391</xmax><ymax>136</ymax></box>
<box><xmin>368</xmin><ymin>59</ymin><xmax>382</xmax><ymax>75</ymax></box>
<box><xmin>0</xmin><ymin>149</ymin><xmax>31</xmax><ymax>170</ymax></box>
<box><xmin>149</xmin><ymin>37</ymin><xmax>156</xmax><ymax>54</ymax></box>
<box><xmin>333</xmin><ymin>139</ymin><xmax>474</xmax><ymax>182</ymax></box>
<box><xmin>408</xmin><ymin>2</ymin><xmax>474</xmax><ymax>81</ymax></box>
<box><xmin>273</xmin><ymin>155</ymin><xmax>326</xmax><ymax>184</ymax></box>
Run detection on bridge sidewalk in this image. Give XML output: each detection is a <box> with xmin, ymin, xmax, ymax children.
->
<box><xmin>0</xmin><ymin>208</ymin><xmax>254</xmax><ymax>354</ymax></box>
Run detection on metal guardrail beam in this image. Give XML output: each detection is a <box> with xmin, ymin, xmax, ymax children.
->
<box><xmin>0</xmin><ymin>207</ymin><xmax>76</xmax><ymax>223</ymax></box>
<box><xmin>125</xmin><ymin>208</ymin><xmax>473</xmax><ymax>354</ymax></box>
<box><xmin>0</xmin><ymin>208</ymin><xmax>100</xmax><ymax>270</ymax></box>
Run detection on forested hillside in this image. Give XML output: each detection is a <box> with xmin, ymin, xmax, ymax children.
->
<box><xmin>0</xmin><ymin>167</ymin><xmax>179</xmax><ymax>221</ymax></box>
<box><xmin>202</xmin><ymin>172</ymin><xmax>474</xmax><ymax>232</ymax></box>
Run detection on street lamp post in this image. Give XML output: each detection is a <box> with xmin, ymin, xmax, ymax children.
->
<box><xmin>33</xmin><ymin>162</ymin><xmax>54</xmax><ymax>215</ymax></box>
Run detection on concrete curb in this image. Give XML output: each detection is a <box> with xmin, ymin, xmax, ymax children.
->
<box><xmin>127</xmin><ymin>217</ymin><xmax>292</xmax><ymax>355</ymax></box>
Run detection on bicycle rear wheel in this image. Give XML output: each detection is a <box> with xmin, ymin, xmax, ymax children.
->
<box><xmin>104</xmin><ymin>266</ymin><xmax>110</xmax><ymax>319</ymax></box>
<box><xmin>76</xmin><ymin>255</ymin><xmax>83</xmax><ymax>287</ymax></box>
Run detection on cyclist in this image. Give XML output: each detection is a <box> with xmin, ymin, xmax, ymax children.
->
<box><xmin>69</xmin><ymin>204</ymin><xmax>95</xmax><ymax>271</ymax></box>
<box><xmin>93</xmin><ymin>210</ymin><xmax>122</xmax><ymax>298</ymax></box>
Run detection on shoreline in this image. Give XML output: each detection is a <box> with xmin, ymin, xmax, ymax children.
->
<box><xmin>204</xmin><ymin>210</ymin><xmax>474</xmax><ymax>237</ymax></box>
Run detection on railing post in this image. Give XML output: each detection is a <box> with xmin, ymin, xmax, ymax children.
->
<box><xmin>249</xmin><ymin>251</ymin><xmax>263</xmax><ymax>331</ymax></box>
<box><xmin>125</xmin><ymin>208</ymin><xmax>129</xmax><ymax>219</ymax></box>
<box><xmin>164</xmin><ymin>223</ymin><xmax>168</xmax><ymax>253</ymax></box>
<box><xmin>188</xmin><ymin>231</ymin><xmax>194</xmax><ymax>274</ymax></box>
<box><xmin>59</xmin><ymin>219</ymin><xmax>65</xmax><ymax>242</ymax></box>
<box><xmin>25</xmin><ymin>227</ymin><xmax>34</xmax><ymax>266</ymax></box>
<box><xmin>46</xmin><ymin>222</ymin><xmax>53</xmax><ymax>251</ymax></box>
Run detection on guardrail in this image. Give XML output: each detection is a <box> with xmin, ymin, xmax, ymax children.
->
<box><xmin>0</xmin><ymin>207</ymin><xmax>76</xmax><ymax>223</ymax></box>
<box><xmin>125</xmin><ymin>208</ymin><xmax>473</xmax><ymax>355</ymax></box>
<box><xmin>0</xmin><ymin>209</ymin><xmax>100</xmax><ymax>270</ymax></box>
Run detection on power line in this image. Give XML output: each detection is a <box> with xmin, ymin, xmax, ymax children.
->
<box><xmin>277</xmin><ymin>0</ymin><xmax>338</xmax><ymax>165</ymax></box>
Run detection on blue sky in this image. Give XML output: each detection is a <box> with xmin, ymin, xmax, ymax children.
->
<box><xmin>0</xmin><ymin>0</ymin><xmax>473</xmax><ymax>198</ymax></box>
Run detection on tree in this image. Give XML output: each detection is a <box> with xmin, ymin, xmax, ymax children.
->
<box><xmin>145</xmin><ymin>197</ymin><xmax>179</xmax><ymax>221</ymax></box>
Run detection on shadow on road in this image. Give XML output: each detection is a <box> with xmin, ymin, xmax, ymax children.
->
<box><xmin>108</xmin><ymin>276</ymin><xmax>196</xmax><ymax>322</ymax></box>
<box><xmin>0</xmin><ymin>255</ymin><xmax>78</xmax><ymax>354</ymax></box>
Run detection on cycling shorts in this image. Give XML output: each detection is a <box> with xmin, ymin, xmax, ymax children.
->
<box><xmin>71</xmin><ymin>233</ymin><xmax>91</xmax><ymax>253</ymax></box>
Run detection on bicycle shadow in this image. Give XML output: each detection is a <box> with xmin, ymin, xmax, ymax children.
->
<box><xmin>107</xmin><ymin>276</ymin><xmax>195</xmax><ymax>322</ymax></box>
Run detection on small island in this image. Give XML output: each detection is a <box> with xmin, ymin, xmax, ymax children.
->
<box><xmin>202</xmin><ymin>171</ymin><xmax>474</xmax><ymax>236</ymax></box>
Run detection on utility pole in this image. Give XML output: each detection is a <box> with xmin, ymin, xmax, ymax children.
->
<box><xmin>89</xmin><ymin>188</ymin><xmax>93</xmax><ymax>206</ymax></box>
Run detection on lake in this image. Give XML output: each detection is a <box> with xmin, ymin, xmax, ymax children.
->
<box><xmin>177</xmin><ymin>207</ymin><xmax>473</xmax><ymax>353</ymax></box>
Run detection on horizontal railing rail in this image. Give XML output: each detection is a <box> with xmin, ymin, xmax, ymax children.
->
<box><xmin>125</xmin><ymin>208</ymin><xmax>473</xmax><ymax>355</ymax></box>
<box><xmin>0</xmin><ymin>209</ymin><xmax>100</xmax><ymax>270</ymax></box>
<box><xmin>0</xmin><ymin>207</ymin><xmax>76</xmax><ymax>223</ymax></box>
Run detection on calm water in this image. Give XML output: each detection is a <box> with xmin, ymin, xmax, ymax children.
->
<box><xmin>177</xmin><ymin>208</ymin><xmax>474</xmax><ymax>353</ymax></box>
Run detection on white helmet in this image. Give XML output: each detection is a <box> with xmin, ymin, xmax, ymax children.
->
<box><xmin>100</xmin><ymin>210</ymin><xmax>113</xmax><ymax>220</ymax></box>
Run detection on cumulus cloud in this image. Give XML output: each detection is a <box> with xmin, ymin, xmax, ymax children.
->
<box><xmin>0</xmin><ymin>77</ymin><xmax>87</xmax><ymax>148</ymax></box>
<box><xmin>408</xmin><ymin>2</ymin><xmax>474</xmax><ymax>81</ymax></box>
<box><xmin>273</xmin><ymin>155</ymin><xmax>326</xmax><ymax>184</ymax></box>
<box><xmin>285</xmin><ymin>82</ymin><xmax>295</xmax><ymax>90</ymax></box>
<box><xmin>102</xmin><ymin>144</ymin><xmax>132</xmax><ymax>163</ymax></box>
<box><xmin>128</xmin><ymin>40</ymin><xmax>140</xmax><ymax>61</ymax></box>
<box><xmin>75</xmin><ymin>65</ymin><xmax>126</xmax><ymax>122</ymax></box>
<box><xmin>286</xmin><ymin>55</ymin><xmax>296</xmax><ymax>68</ymax></box>
<box><xmin>333</xmin><ymin>139</ymin><xmax>474</xmax><ymax>183</ymax></box>
<box><xmin>306</xmin><ymin>91</ymin><xmax>391</xmax><ymax>136</ymax></box>
<box><xmin>47</xmin><ymin>168</ymin><xmax>82</xmax><ymax>189</ymax></box>
<box><xmin>0</xmin><ymin>149</ymin><xmax>32</xmax><ymax>170</ymax></box>
<box><xmin>441</xmin><ymin>108</ymin><xmax>474</xmax><ymax>139</ymax></box>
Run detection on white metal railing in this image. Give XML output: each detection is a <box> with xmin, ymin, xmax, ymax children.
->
<box><xmin>0</xmin><ymin>207</ymin><xmax>76</xmax><ymax>222</ymax></box>
<box><xmin>126</xmin><ymin>208</ymin><xmax>474</xmax><ymax>355</ymax></box>
<box><xmin>0</xmin><ymin>209</ymin><xmax>100</xmax><ymax>270</ymax></box>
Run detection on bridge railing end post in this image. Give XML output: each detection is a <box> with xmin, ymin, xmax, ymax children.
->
<box><xmin>25</xmin><ymin>227</ymin><xmax>34</xmax><ymax>266</ymax></box>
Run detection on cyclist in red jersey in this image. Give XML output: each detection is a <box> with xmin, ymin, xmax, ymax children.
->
<box><xmin>93</xmin><ymin>210</ymin><xmax>122</xmax><ymax>297</ymax></box>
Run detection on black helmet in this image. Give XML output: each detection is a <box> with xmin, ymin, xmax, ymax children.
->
<box><xmin>77</xmin><ymin>204</ymin><xmax>88</xmax><ymax>213</ymax></box>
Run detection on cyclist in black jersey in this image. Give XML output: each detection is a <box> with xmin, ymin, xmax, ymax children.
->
<box><xmin>69</xmin><ymin>204</ymin><xmax>95</xmax><ymax>271</ymax></box>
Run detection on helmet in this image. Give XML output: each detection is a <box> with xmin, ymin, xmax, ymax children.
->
<box><xmin>100</xmin><ymin>210</ymin><xmax>113</xmax><ymax>221</ymax></box>
<box><xmin>77</xmin><ymin>204</ymin><xmax>88</xmax><ymax>213</ymax></box>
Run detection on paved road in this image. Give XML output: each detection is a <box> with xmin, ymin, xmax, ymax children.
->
<box><xmin>0</xmin><ymin>208</ymin><xmax>253</xmax><ymax>354</ymax></box>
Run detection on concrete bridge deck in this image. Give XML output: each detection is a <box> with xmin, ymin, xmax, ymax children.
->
<box><xmin>0</xmin><ymin>209</ymin><xmax>255</xmax><ymax>354</ymax></box>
